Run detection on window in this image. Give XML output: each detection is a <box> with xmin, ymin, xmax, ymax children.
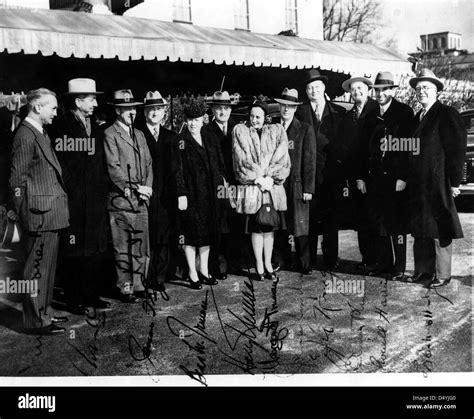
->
<box><xmin>173</xmin><ymin>0</ymin><xmax>191</xmax><ymax>23</ymax></box>
<box><xmin>432</xmin><ymin>38</ymin><xmax>438</xmax><ymax>49</ymax></box>
<box><xmin>285</xmin><ymin>0</ymin><xmax>298</xmax><ymax>34</ymax></box>
<box><xmin>441</xmin><ymin>37</ymin><xmax>446</xmax><ymax>48</ymax></box>
<box><xmin>234</xmin><ymin>0</ymin><xmax>249</xmax><ymax>30</ymax></box>
<box><xmin>457</xmin><ymin>38</ymin><xmax>460</xmax><ymax>48</ymax></box>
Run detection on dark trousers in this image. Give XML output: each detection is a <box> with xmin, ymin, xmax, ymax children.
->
<box><xmin>357</xmin><ymin>228</ymin><xmax>377</xmax><ymax>265</ymax></box>
<box><xmin>61</xmin><ymin>253</ymin><xmax>102</xmax><ymax>306</ymax></box>
<box><xmin>148</xmin><ymin>239</ymin><xmax>182</xmax><ymax>287</ymax></box>
<box><xmin>211</xmin><ymin>212</ymin><xmax>248</xmax><ymax>275</ymax></box>
<box><xmin>21</xmin><ymin>230</ymin><xmax>60</xmax><ymax>329</ymax></box>
<box><xmin>295</xmin><ymin>235</ymin><xmax>311</xmax><ymax>271</ymax></box>
<box><xmin>309</xmin><ymin>219</ymin><xmax>339</xmax><ymax>268</ymax></box>
<box><xmin>356</xmin><ymin>194</ymin><xmax>377</xmax><ymax>265</ymax></box>
<box><xmin>377</xmin><ymin>234</ymin><xmax>407</xmax><ymax>273</ymax></box>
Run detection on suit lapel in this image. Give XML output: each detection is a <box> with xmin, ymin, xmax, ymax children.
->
<box><xmin>24</xmin><ymin>120</ymin><xmax>63</xmax><ymax>176</ymax></box>
<box><xmin>114</xmin><ymin>121</ymin><xmax>139</xmax><ymax>152</ymax></box>
<box><xmin>413</xmin><ymin>101</ymin><xmax>441</xmax><ymax>136</ymax></box>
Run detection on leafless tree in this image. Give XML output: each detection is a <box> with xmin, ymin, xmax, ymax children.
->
<box><xmin>323</xmin><ymin>0</ymin><xmax>381</xmax><ymax>42</ymax></box>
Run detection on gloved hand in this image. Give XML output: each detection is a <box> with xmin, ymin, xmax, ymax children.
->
<box><xmin>178</xmin><ymin>195</ymin><xmax>188</xmax><ymax>211</ymax></box>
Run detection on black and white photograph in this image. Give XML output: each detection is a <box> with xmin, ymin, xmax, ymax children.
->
<box><xmin>0</xmin><ymin>0</ymin><xmax>472</xmax><ymax>415</ymax></box>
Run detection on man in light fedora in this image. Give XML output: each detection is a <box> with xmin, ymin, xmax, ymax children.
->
<box><xmin>204</xmin><ymin>91</ymin><xmax>239</xmax><ymax>279</ymax></box>
<box><xmin>296</xmin><ymin>69</ymin><xmax>346</xmax><ymax>271</ymax></box>
<box><xmin>339</xmin><ymin>75</ymin><xmax>379</xmax><ymax>273</ymax></box>
<box><xmin>136</xmin><ymin>91</ymin><xmax>179</xmax><ymax>294</ymax></box>
<box><xmin>49</xmin><ymin>78</ymin><xmax>110</xmax><ymax>314</ymax></box>
<box><xmin>406</xmin><ymin>68</ymin><xmax>466</xmax><ymax>288</ymax></box>
<box><xmin>364</xmin><ymin>71</ymin><xmax>416</xmax><ymax>280</ymax></box>
<box><xmin>278</xmin><ymin>88</ymin><xmax>316</xmax><ymax>274</ymax></box>
<box><xmin>104</xmin><ymin>89</ymin><xmax>153</xmax><ymax>303</ymax></box>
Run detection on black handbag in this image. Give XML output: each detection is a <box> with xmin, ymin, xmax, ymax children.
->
<box><xmin>255</xmin><ymin>192</ymin><xmax>279</xmax><ymax>227</ymax></box>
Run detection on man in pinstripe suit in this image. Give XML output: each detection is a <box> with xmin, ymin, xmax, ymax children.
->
<box><xmin>9</xmin><ymin>88</ymin><xmax>70</xmax><ymax>334</ymax></box>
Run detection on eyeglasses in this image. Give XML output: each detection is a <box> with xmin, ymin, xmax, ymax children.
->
<box><xmin>415</xmin><ymin>86</ymin><xmax>435</xmax><ymax>92</ymax></box>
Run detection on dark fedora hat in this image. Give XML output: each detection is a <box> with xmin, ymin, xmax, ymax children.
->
<box><xmin>303</xmin><ymin>69</ymin><xmax>328</xmax><ymax>85</ymax></box>
<box><xmin>373</xmin><ymin>71</ymin><xmax>398</xmax><ymax>88</ymax></box>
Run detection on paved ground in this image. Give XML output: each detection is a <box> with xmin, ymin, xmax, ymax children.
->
<box><xmin>0</xmin><ymin>213</ymin><xmax>471</xmax><ymax>381</ymax></box>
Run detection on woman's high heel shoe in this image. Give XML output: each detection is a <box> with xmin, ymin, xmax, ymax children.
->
<box><xmin>264</xmin><ymin>270</ymin><xmax>277</xmax><ymax>281</ymax></box>
<box><xmin>198</xmin><ymin>272</ymin><xmax>218</xmax><ymax>285</ymax></box>
<box><xmin>253</xmin><ymin>271</ymin><xmax>265</xmax><ymax>282</ymax></box>
<box><xmin>187</xmin><ymin>277</ymin><xmax>203</xmax><ymax>290</ymax></box>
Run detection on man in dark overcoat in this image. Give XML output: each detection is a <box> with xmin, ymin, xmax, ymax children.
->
<box><xmin>9</xmin><ymin>88</ymin><xmax>69</xmax><ymax>334</ymax></box>
<box><xmin>339</xmin><ymin>76</ymin><xmax>379</xmax><ymax>272</ymax></box>
<box><xmin>277</xmin><ymin>88</ymin><xmax>316</xmax><ymax>274</ymax></box>
<box><xmin>406</xmin><ymin>69</ymin><xmax>466</xmax><ymax>288</ymax></box>
<box><xmin>136</xmin><ymin>91</ymin><xmax>179</xmax><ymax>293</ymax></box>
<box><xmin>295</xmin><ymin>69</ymin><xmax>346</xmax><ymax>270</ymax></box>
<box><xmin>364</xmin><ymin>72</ymin><xmax>416</xmax><ymax>280</ymax></box>
<box><xmin>50</xmin><ymin>79</ymin><xmax>110</xmax><ymax>314</ymax></box>
<box><xmin>203</xmin><ymin>91</ymin><xmax>239</xmax><ymax>278</ymax></box>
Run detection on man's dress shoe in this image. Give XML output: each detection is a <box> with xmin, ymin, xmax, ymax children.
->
<box><xmin>51</xmin><ymin>316</ymin><xmax>69</xmax><ymax>325</ymax></box>
<box><xmin>28</xmin><ymin>325</ymin><xmax>66</xmax><ymax>336</ymax></box>
<box><xmin>65</xmin><ymin>304</ymin><xmax>87</xmax><ymax>315</ymax></box>
<box><xmin>406</xmin><ymin>273</ymin><xmax>435</xmax><ymax>283</ymax></box>
<box><xmin>390</xmin><ymin>272</ymin><xmax>407</xmax><ymax>281</ymax></box>
<box><xmin>90</xmin><ymin>299</ymin><xmax>111</xmax><ymax>309</ymax></box>
<box><xmin>428</xmin><ymin>277</ymin><xmax>451</xmax><ymax>288</ymax></box>
<box><xmin>215</xmin><ymin>272</ymin><xmax>227</xmax><ymax>281</ymax></box>
<box><xmin>368</xmin><ymin>266</ymin><xmax>392</xmax><ymax>276</ymax></box>
<box><xmin>120</xmin><ymin>294</ymin><xmax>140</xmax><ymax>304</ymax></box>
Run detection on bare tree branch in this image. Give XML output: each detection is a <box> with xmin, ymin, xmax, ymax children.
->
<box><xmin>323</xmin><ymin>0</ymin><xmax>381</xmax><ymax>43</ymax></box>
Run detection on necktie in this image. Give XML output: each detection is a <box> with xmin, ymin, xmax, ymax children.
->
<box><xmin>222</xmin><ymin>124</ymin><xmax>227</xmax><ymax>136</ymax></box>
<box><xmin>153</xmin><ymin>127</ymin><xmax>159</xmax><ymax>141</ymax></box>
<box><xmin>314</xmin><ymin>102</ymin><xmax>320</xmax><ymax>122</ymax></box>
<box><xmin>420</xmin><ymin>109</ymin><xmax>426</xmax><ymax>120</ymax></box>
<box><xmin>84</xmin><ymin>117</ymin><xmax>91</xmax><ymax>136</ymax></box>
<box><xmin>380</xmin><ymin>106</ymin><xmax>384</xmax><ymax>117</ymax></box>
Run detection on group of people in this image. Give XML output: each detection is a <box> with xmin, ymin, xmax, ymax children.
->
<box><xmin>5</xmin><ymin>67</ymin><xmax>466</xmax><ymax>335</ymax></box>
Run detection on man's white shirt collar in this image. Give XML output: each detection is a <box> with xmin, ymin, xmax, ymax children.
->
<box><xmin>147</xmin><ymin>123</ymin><xmax>160</xmax><ymax>138</ymax></box>
<box><xmin>421</xmin><ymin>101</ymin><xmax>436</xmax><ymax>117</ymax></box>
<box><xmin>217</xmin><ymin>121</ymin><xmax>227</xmax><ymax>133</ymax></box>
<box><xmin>25</xmin><ymin>117</ymin><xmax>43</xmax><ymax>134</ymax></box>
<box><xmin>281</xmin><ymin>118</ymin><xmax>293</xmax><ymax>130</ymax></box>
<box><xmin>117</xmin><ymin>120</ymin><xmax>132</xmax><ymax>135</ymax></box>
<box><xmin>380</xmin><ymin>99</ymin><xmax>392</xmax><ymax>115</ymax></box>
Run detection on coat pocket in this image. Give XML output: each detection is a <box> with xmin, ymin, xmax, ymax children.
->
<box><xmin>293</xmin><ymin>180</ymin><xmax>303</xmax><ymax>200</ymax></box>
<box><xmin>28</xmin><ymin>195</ymin><xmax>54</xmax><ymax>214</ymax></box>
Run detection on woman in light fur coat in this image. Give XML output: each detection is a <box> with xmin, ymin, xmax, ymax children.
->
<box><xmin>232</xmin><ymin>101</ymin><xmax>291</xmax><ymax>281</ymax></box>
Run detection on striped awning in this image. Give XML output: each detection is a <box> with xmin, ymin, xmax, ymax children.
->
<box><xmin>0</xmin><ymin>8</ymin><xmax>413</xmax><ymax>77</ymax></box>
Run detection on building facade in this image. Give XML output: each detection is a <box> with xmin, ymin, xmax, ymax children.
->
<box><xmin>420</xmin><ymin>31</ymin><xmax>463</xmax><ymax>55</ymax></box>
<box><xmin>121</xmin><ymin>0</ymin><xmax>323</xmax><ymax>40</ymax></box>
